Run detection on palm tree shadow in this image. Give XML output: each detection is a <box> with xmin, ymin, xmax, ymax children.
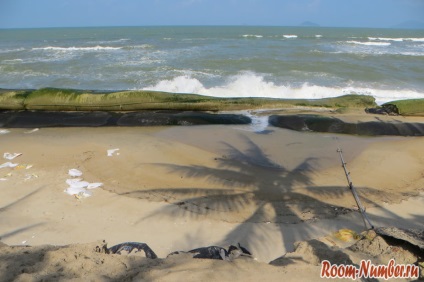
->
<box><xmin>0</xmin><ymin>187</ymin><xmax>42</xmax><ymax>212</ymax></box>
<box><xmin>121</xmin><ymin>135</ymin><xmax>390</xmax><ymax>258</ymax></box>
<box><xmin>0</xmin><ymin>186</ymin><xmax>45</xmax><ymax>241</ymax></box>
<box><xmin>0</xmin><ymin>223</ymin><xmax>45</xmax><ymax>240</ymax></box>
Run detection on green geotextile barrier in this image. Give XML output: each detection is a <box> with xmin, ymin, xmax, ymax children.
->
<box><xmin>0</xmin><ymin>90</ymin><xmax>31</xmax><ymax>110</ymax></box>
<box><xmin>383</xmin><ymin>99</ymin><xmax>424</xmax><ymax>116</ymax></box>
<box><xmin>0</xmin><ymin>88</ymin><xmax>377</xmax><ymax>111</ymax></box>
<box><xmin>24</xmin><ymin>88</ymin><xmax>221</xmax><ymax>111</ymax></box>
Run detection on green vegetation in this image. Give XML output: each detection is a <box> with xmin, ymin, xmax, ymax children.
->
<box><xmin>0</xmin><ymin>88</ymin><xmax>376</xmax><ymax>112</ymax></box>
<box><xmin>383</xmin><ymin>99</ymin><xmax>424</xmax><ymax>116</ymax></box>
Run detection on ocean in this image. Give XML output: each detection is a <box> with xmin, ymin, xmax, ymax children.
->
<box><xmin>0</xmin><ymin>26</ymin><xmax>423</xmax><ymax>104</ymax></box>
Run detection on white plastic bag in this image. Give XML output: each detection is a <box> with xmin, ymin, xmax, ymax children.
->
<box><xmin>24</xmin><ymin>128</ymin><xmax>39</xmax><ymax>134</ymax></box>
<box><xmin>66</xmin><ymin>178</ymin><xmax>90</xmax><ymax>188</ymax></box>
<box><xmin>107</xmin><ymin>148</ymin><xmax>120</xmax><ymax>156</ymax></box>
<box><xmin>87</xmin><ymin>182</ymin><xmax>103</xmax><ymax>189</ymax></box>
<box><xmin>0</xmin><ymin>162</ymin><xmax>18</xmax><ymax>169</ymax></box>
<box><xmin>65</xmin><ymin>168</ymin><xmax>104</xmax><ymax>198</ymax></box>
<box><xmin>3</xmin><ymin>153</ymin><xmax>22</xmax><ymax>160</ymax></box>
<box><xmin>0</xmin><ymin>129</ymin><xmax>10</xmax><ymax>135</ymax></box>
<box><xmin>68</xmin><ymin>168</ymin><xmax>83</xmax><ymax>177</ymax></box>
<box><xmin>64</xmin><ymin>187</ymin><xmax>93</xmax><ymax>198</ymax></box>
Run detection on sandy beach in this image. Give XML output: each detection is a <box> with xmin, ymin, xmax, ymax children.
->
<box><xmin>1</xmin><ymin>113</ymin><xmax>423</xmax><ymax>281</ymax></box>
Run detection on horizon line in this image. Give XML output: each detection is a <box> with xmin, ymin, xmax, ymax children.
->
<box><xmin>1</xmin><ymin>24</ymin><xmax>423</xmax><ymax>30</ymax></box>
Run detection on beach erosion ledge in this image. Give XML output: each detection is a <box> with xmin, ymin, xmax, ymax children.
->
<box><xmin>0</xmin><ymin>88</ymin><xmax>423</xmax><ymax>136</ymax></box>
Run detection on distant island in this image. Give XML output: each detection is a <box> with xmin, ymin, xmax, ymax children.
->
<box><xmin>295</xmin><ymin>20</ymin><xmax>424</xmax><ymax>29</ymax></box>
<box><xmin>392</xmin><ymin>20</ymin><xmax>424</xmax><ymax>29</ymax></box>
<box><xmin>299</xmin><ymin>21</ymin><xmax>320</xmax><ymax>27</ymax></box>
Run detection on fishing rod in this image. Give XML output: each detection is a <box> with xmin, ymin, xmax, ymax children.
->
<box><xmin>337</xmin><ymin>148</ymin><xmax>374</xmax><ymax>230</ymax></box>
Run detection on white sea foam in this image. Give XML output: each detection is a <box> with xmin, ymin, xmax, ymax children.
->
<box><xmin>32</xmin><ymin>46</ymin><xmax>122</xmax><ymax>51</ymax></box>
<box><xmin>369</xmin><ymin>37</ymin><xmax>424</xmax><ymax>42</ymax></box>
<box><xmin>87</xmin><ymin>39</ymin><xmax>130</xmax><ymax>45</ymax></box>
<box><xmin>346</xmin><ymin>41</ymin><xmax>391</xmax><ymax>46</ymax></box>
<box><xmin>315</xmin><ymin>35</ymin><xmax>323</xmax><ymax>38</ymax></box>
<box><xmin>3</xmin><ymin>59</ymin><xmax>24</xmax><ymax>63</ymax></box>
<box><xmin>143</xmin><ymin>72</ymin><xmax>423</xmax><ymax>105</ymax></box>
<box><xmin>408</xmin><ymin>38</ymin><xmax>424</xmax><ymax>42</ymax></box>
<box><xmin>368</xmin><ymin>37</ymin><xmax>403</xmax><ymax>42</ymax></box>
<box><xmin>145</xmin><ymin>75</ymin><xmax>204</xmax><ymax>93</ymax></box>
<box><xmin>112</xmin><ymin>38</ymin><xmax>130</xmax><ymax>43</ymax></box>
<box><xmin>399</xmin><ymin>52</ymin><xmax>424</xmax><ymax>57</ymax></box>
<box><xmin>283</xmin><ymin>35</ymin><xmax>298</xmax><ymax>39</ymax></box>
<box><xmin>0</xmin><ymin>48</ymin><xmax>26</xmax><ymax>53</ymax></box>
<box><xmin>123</xmin><ymin>44</ymin><xmax>154</xmax><ymax>50</ymax></box>
<box><xmin>333</xmin><ymin>41</ymin><xmax>423</xmax><ymax>56</ymax></box>
<box><xmin>242</xmin><ymin>34</ymin><xmax>263</xmax><ymax>38</ymax></box>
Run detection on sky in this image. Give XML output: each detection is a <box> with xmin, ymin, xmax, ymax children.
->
<box><xmin>0</xmin><ymin>0</ymin><xmax>423</xmax><ymax>29</ymax></box>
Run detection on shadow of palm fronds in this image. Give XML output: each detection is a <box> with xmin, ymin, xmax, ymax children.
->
<box><xmin>307</xmin><ymin>184</ymin><xmax>420</xmax><ymax>208</ymax></box>
<box><xmin>151</xmin><ymin>164</ymin><xmax>255</xmax><ymax>188</ymax></box>
<box><xmin>118</xmin><ymin>132</ymin><xmax>421</xmax><ymax>260</ymax></box>
<box><xmin>120</xmin><ymin>135</ymin><xmax>367</xmax><ymax>253</ymax></box>
<box><xmin>0</xmin><ymin>223</ymin><xmax>45</xmax><ymax>240</ymax></box>
<box><xmin>125</xmin><ymin>188</ymin><xmax>255</xmax><ymax>220</ymax></box>
<box><xmin>0</xmin><ymin>187</ymin><xmax>43</xmax><ymax>212</ymax></box>
<box><xmin>0</xmin><ymin>187</ymin><xmax>45</xmax><ymax>241</ymax></box>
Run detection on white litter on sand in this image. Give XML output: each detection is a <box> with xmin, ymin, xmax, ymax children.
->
<box><xmin>66</xmin><ymin>179</ymin><xmax>90</xmax><ymax>189</ymax></box>
<box><xmin>0</xmin><ymin>129</ymin><xmax>10</xmax><ymax>135</ymax></box>
<box><xmin>64</xmin><ymin>186</ymin><xmax>90</xmax><ymax>196</ymax></box>
<box><xmin>64</xmin><ymin>170</ymin><xmax>103</xmax><ymax>198</ymax></box>
<box><xmin>107</xmin><ymin>148</ymin><xmax>120</xmax><ymax>156</ymax></box>
<box><xmin>1</xmin><ymin>172</ymin><xmax>12</xmax><ymax>181</ymax></box>
<box><xmin>24</xmin><ymin>128</ymin><xmax>40</xmax><ymax>134</ymax></box>
<box><xmin>3</xmin><ymin>152</ymin><xmax>22</xmax><ymax>160</ymax></box>
<box><xmin>66</xmin><ymin>178</ymin><xmax>82</xmax><ymax>185</ymax></box>
<box><xmin>0</xmin><ymin>162</ymin><xmax>19</xmax><ymax>169</ymax></box>
<box><xmin>24</xmin><ymin>174</ymin><xmax>38</xmax><ymax>181</ymax></box>
<box><xmin>68</xmin><ymin>168</ymin><xmax>83</xmax><ymax>177</ymax></box>
<box><xmin>87</xmin><ymin>182</ymin><xmax>103</xmax><ymax>189</ymax></box>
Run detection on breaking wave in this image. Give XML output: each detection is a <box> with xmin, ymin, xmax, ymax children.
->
<box><xmin>32</xmin><ymin>46</ymin><xmax>122</xmax><ymax>51</ymax></box>
<box><xmin>242</xmin><ymin>34</ymin><xmax>263</xmax><ymax>38</ymax></box>
<box><xmin>0</xmin><ymin>48</ymin><xmax>26</xmax><ymax>53</ymax></box>
<box><xmin>143</xmin><ymin>72</ymin><xmax>423</xmax><ymax>105</ymax></box>
<box><xmin>369</xmin><ymin>37</ymin><xmax>424</xmax><ymax>42</ymax></box>
<box><xmin>346</xmin><ymin>41</ymin><xmax>391</xmax><ymax>46</ymax></box>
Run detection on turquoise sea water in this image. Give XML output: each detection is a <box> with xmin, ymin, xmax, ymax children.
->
<box><xmin>0</xmin><ymin>26</ymin><xmax>423</xmax><ymax>104</ymax></box>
